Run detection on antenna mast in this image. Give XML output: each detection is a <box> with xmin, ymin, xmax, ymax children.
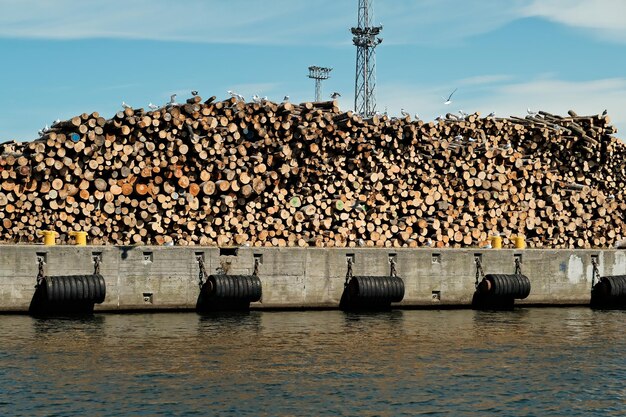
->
<box><xmin>352</xmin><ymin>0</ymin><xmax>382</xmax><ymax>117</ymax></box>
<box><xmin>308</xmin><ymin>66</ymin><xmax>332</xmax><ymax>102</ymax></box>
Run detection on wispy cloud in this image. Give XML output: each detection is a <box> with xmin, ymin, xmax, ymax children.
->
<box><xmin>1</xmin><ymin>0</ymin><xmax>625</xmax><ymax>46</ymax></box>
<box><xmin>0</xmin><ymin>0</ymin><xmax>349</xmax><ymax>45</ymax></box>
<box><xmin>523</xmin><ymin>0</ymin><xmax>626</xmax><ymax>43</ymax></box>
<box><xmin>457</xmin><ymin>74</ymin><xmax>515</xmax><ymax>87</ymax></box>
<box><xmin>377</xmin><ymin>76</ymin><xmax>626</xmax><ymax>137</ymax></box>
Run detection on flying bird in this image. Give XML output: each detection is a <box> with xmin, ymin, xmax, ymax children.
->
<box><xmin>122</xmin><ymin>101</ymin><xmax>132</xmax><ymax>109</ymax></box>
<box><xmin>148</xmin><ymin>103</ymin><xmax>158</xmax><ymax>110</ymax></box>
<box><xmin>443</xmin><ymin>88</ymin><xmax>457</xmax><ymax>105</ymax></box>
<box><xmin>330</xmin><ymin>92</ymin><xmax>341</xmax><ymax>99</ymax></box>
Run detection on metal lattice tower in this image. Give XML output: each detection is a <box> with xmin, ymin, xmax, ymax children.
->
<box><xmin>352</xmin><ymin>0</ymin><xmax>382</xmax><ymax>118</ymax></box>
<box><xmin>308</xmin><ymin>66</ymin><xmax>332</xmax><ymax>102</ymax></box>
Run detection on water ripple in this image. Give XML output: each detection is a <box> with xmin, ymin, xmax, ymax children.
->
<box><xmin>0</xmin><ymin>309</ymin><xmax>625</xmax><ymax>416</ymax></box>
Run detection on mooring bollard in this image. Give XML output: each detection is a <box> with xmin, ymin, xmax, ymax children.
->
<box><xmin>70</xmin><ymin>231</ymin><xmax>87</xmax><ymax>246</ymax></box>
<box><xmin>37</xmin><ymin>230</ymin><xmax>58</xmax><ymax>246</ymax></box>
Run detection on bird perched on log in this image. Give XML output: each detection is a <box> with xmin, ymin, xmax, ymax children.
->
<box><xmin>400</xmin><ymin>108</ymin><xmax>410</xmax><ymax>118</ymax></box>
<box><xmin>527</xmin><ymin>108</ymin><xmax>538</xmax><ymax>116</ymax></box>
<box><xmin>330</xmin><ymin>92</ymin><xmax>341</xmax><ymax>99</ymax></box>
<box><xmin>283</xmin><ymin>95</ymin><xmax>290</xmax><ymax>102</ymax></box>
<box><xmin>252</xmin><ymin>94</ymin><xmax>262</xmax><ymax>103</ymax></box>
<box><xmin>458</xmin><ymin>110</ymin><xmax>468</xmax><ymax>118</ymax></box>
<box><xmin>148</xmin><ymin>103</ymin><xmax>158</xmax><ymax>110</ymax></box>
<box><xmin>37</xmin><ymin>125</ymin><xmax>50</xmax><ymax>136</ymax></box>
<box><xmin>227</xmin><ymin>90</ymin><xmax>245</xmax><ymax>102</ymax></box>
<box><xmin>486</xmin><ymin>112</ymin><xmax>496</xmax><ymax>118</ymax></box>
<box><xmin>51</xmin><ymin>119</ymin><xmax>61</xmax><ymax>127</ymax></box>
<box><xmin>121</xmin><ymin>102</ymin><xmax>132</xmax><ymax>109</ymax></box>
<box><xmin>168</xmin><ymin>94</ymin><xmax>178</xmax><ymax>106</ymax></box>
<box><xmin>191</xmin><ymin>90</ymin><xmax>198</xmax><ymax>96</ymax></box>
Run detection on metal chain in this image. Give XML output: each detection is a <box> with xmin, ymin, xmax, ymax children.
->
<box><xmin>514</xmin><ymin>258</ymin><xmax>522</xmax><ymax>275</ymax></box>
<box><xmin>344</xmin><ymin>258</ymin><xmax>353</xmax><ymax>287</ymax></box>
<box><xmin>94</xmin><ymin>256</ymin><xmax>101</xmax><ymax>275</ymax></box>
<box><xmin>36</xmin><ymin>257</ymin><xmax>45</xmax><ymax>288</ymax></box>
<box><xmin>475</xmin><ymin>257</ymin><xmax>485</xmax><ymax>288</ymax></box>
<box><xmin>198</xmin><ymin>257</ymin><xmax>207</xmax><ymax>289</ymax></box>
<box><xmin>253</xmin><ymin>257</ymin><xmax>260</xmax><ymax>277</ymax></box>
<box><xmin>591</xmin><ymin>257</ymin><xmax>600</xmax><ymax>288</ymax></box>
<box><xmin>390</xmin><ymin>258</ymin><xmax>397</xmax><ymax>277</ymax></box>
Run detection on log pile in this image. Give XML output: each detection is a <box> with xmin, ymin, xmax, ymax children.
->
<box><xmin>0</xmin><ymin>95</ymin><xmax>624</xmax><ymax>248</ymax></box>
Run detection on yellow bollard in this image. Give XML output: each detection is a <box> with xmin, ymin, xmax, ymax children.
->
<box><xmin>490</xmin><ymin>235</ymin><xmax>502</xmax><ymax>249</ymax></box>
<box><xmin>37</xmin><ymin>230</ymin><xmax>58</xmax><ymax>246</ymax></box>
<box><xmin>70</xmin><ymin>231</ymin><xmax>87</xmax><ymax>246</ymax></box>
<box><xmin>513</xmin><ymin>236</ymin><xmax>526</xmax><ymax>249</ymax></box>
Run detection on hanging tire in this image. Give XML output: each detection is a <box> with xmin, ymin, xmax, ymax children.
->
<box><xmin>346</xmin><ymin>276</ymin><xmax>404</xmax><ymax>304</ymax></box>
<box><xmin>41</xmin><ymin>275</ymin><xmax>106</xmax><ymax>303</ymax></box>
<box><xmin>478</xmin><ymin>274</ymin><xmax>531</xmax><ymax>300</ymax></box>
<box><xmin>204</xmin><ymin>275</ymin><xmax>262</xmax><ymax>303</ymax></box>
<box><xmin>30</xmin><ymin>274</ymin><xmax>106</xmax><ymax>315</ymax></box>
<box><xmin>591</xmin><ymin>275</ymin><xmax>626</xmax><ymax>309</ymax></box>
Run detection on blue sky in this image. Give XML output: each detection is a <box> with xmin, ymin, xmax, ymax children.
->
<box><xmin>1</xmin><ymin>0</ymin><xmax>625</xmax><ymax>141</ymax></box>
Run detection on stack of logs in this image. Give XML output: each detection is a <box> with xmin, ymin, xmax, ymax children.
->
<box><xmin>0</xmin><ymin>94</ymin><xmax>624</xmax><ymax>248</ymax></box>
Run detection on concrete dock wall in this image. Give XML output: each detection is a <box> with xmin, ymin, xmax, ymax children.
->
<box><xmin>1</xmin><ymin>245</ymin><xmax>625</xmax><ymax>312</ymax></box>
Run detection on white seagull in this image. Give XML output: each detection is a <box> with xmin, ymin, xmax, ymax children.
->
<box><xmin>252</xmin><ymin>94</ymin><xmax>262</xmax><ymax>103</ymax></box>
<box><xmin>52</xmin><ymin>119</ymin><xmax>61</xmax><ymax>126</ymax></box>
<box><xmin>122</xmin><ymin>101</ymin><xmax>132</xmax><ymax>109</ymax></box>
<box><xmin>148</xmin><ymin>103</ymin><xmax>158</xmax><ymax>110</ymax></box>
<box><xmin>414</xmin><ymin>113</ymin><xmax>420</xmax><ymax>120</ymax></box>
<box><xmin>191</xmin><ymin>90</ymin><xmax>198</xmax><ymax>96</ymax></box>
<box><xmin>400</xmin><ymin>108</ymin><xmax>410</xmax><ymax>118</ymax></box>
<box><xmin>169</xmin><ymin>94</ymin><xmax>178</xmax><ymax>106</ymax></box>
<box><xmin>443</xmin><ymin>88</ymin><xmax>457</xmax><ymax>105</ymax></box>
<box><xmin>38</xmin><ymin>124</ymin><xmax>50</xmax><ymax>136</ymax></box>
<box><xmin>330</xmin><ymin>92</ymin><xmax>341</xmax><ymax>99</ymax></box>
<box><xmin>435</xmin><ymin>115</ymin><xmax>444</xmax><ymax>121</ymax></box>
<box><xmin>458</xmin><ymin>110</ymin><xmax>468</xmax><ymax>118</ymax></box>
<box><xmin>454</xmin><ymin>134</ymin><xmax>463</xmax><ymax>141</ymax></box>
<box><xmin>227</xmin><ymin>90</ymin><xmax>245</xmax><ymax>102</ymax></box>
<box><xmin>283</xmin><ymin>95</ymin><xmax>290</xmax><ymax>102</ymax></box>
<box><xmin>527</xmin><ymin>108</ymin><xmax>538</xmax><ymax>116</ymax></box>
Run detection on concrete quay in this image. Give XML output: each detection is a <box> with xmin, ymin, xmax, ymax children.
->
<box><xmin>1</xmin><ymin>245</ymin><xmax>624</xmax><ymax>312</ymax></box>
